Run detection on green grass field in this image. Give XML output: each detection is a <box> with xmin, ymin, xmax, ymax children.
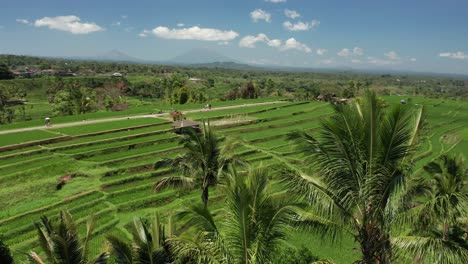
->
<box><xmin>0</xmin><ymin>96</ymin><xmax>466</xmax><ymax>263</ymax></box>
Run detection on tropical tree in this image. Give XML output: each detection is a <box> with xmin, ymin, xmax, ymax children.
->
<box><xmin>168</xmin><ymin>166</ymin><xmax>296</xmax><ymax>263</ymax></box>
<box><xmin>107</xmin><ymin>215</ymin><xmax>174</xmax><ymax>264</ymax></box>
<box><xmin>153</xmin><ymin>123</ymin><xmax>244</xmax><ymax>207</ymax></box>
<box><xmin>392</xmin><ymin>154</ymin><xmax>468</xmax><ymax>263</ymax></box>
<box><xmin>28</xmin><ymin>210</ymin><xmax>108</xmax><ymax>264</ymax></box>
<box><xmin>283</xmin><ymin>90</ymin><xmax>424</xmax><ymax>263</ymax></box>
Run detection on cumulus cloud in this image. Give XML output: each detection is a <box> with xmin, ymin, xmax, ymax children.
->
<box><xmin>284</xmin><ymin>9</ymin><xmax>300</xmax><ymax>19</ymax></box>
<box><xmin>239</xmin><ymin>33</ymin><xmax>281</xmax><ymax>48</ymax></box>
<box><xmin>283</xmin><ymin>20</ymin><xmax>319</xmax><ymax>31</ymax></box>
<box><xmin>281</xmin><ymin>38</ymin><xmax>312</xmax><ymax>53</ymax></box>
<box><xmin>250</xmin><ymin>9</ymin><xmax>272</xmax><ymax>23</ymax></box>
<box><xmin>239</xmin><ymin>34</ymin><xmax>310</xmax><ymax>53</ymax></box>
<box><xmin>367</xmin><ymin>56</ymin><xmax>400</xmax><ymax>66</ymax></box>
<box><xmin>16</xmin><ymin>19</ymin><xmax>31</xmax><ymax>25</ymax></box>
<box><xmin>316</xmin><ymin>48</ymin><xmax>327</xmax><ymax>56</ymax></box>
<box><xmin>138</xmin><ymin>29</ymin><xmax>151</xmax><ymax>37</ymax></box>
<box><xmin>177</xmin><ymin>23</ymin><xmax>185</xmax><ymax>27</ymax></box>
<box><xmin>338</xmin><ymin>47</ymin><xmax>364</xmax><ymax>57</ymax></box>
<box><xmin>439</xmin><ymin>51</ymin><xmax>468</xmax><ymax>59</ymax></box>
<box><xmin>384</xmin><ymin>51</ymin><xmax>400</xmax><ymax>60</ymax></box>
<box><xmin>148</xmin><ymin>26</ymin><xmax>238</xmax><ymax>41</ymax></box>
<box><xmin>34</xmin><ymin>15</ymin><xmax>103</xmax><ymax>34</ymax></box>
<box><xmin>265</xmin><ymin>0</ymin><xmax>286</xmax><ymax>2</ymax></box>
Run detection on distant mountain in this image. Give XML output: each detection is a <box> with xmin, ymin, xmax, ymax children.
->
<box><xmin>189</xmin><ymin>61</ymin><xmax>263</xmax><ymax>70</ymax></box>
<box><xmin>92</xmin><ymin>50</ymin><xmax>141</xmax><ymax>62</ymax></box>
<box><xmin>169</xmin><ymin>48</ymin><xmax>237</xmax><ymax>64</ymax></box>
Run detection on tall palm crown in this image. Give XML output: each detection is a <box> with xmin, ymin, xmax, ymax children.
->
<box><xmin>154</xmin><ymin>122</ymin><xmax>243</xmax><ymax>207</ymax></box>
<box><xmin>392</xmin><ymin>154</ymin><xmax>468</xmax><ymax>263</ymax></box>
<box><xmin>168</xmin><ymin>167</ymin><xmax>295</xmax><ymax>264</ymax></box>
<box><xmin>107</xmin><ymin>215</ymin><xmax>174</xmax><ymax>264</ymax></box>
<box><xmin>286</xmin><ymin>90</ymin><xmax>424</xmax><ymax>263</ymax></box>
<box><xmin>28</xmin><ymin>210</ymin><xmax>108</xmax><ymax>264</ymax></box>
<box><xmin>423</xmin><ymin>154</ymin><xmax>467</xmax><ymax>234</ymax></box>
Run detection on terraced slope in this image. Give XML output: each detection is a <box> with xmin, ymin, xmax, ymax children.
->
<box><xmin>1</xmin><ymin>97</ymin><xmax>466</xmax><ymax>263</ymax></box>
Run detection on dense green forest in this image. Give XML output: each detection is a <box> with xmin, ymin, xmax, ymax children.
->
<box><xmin>0</xmin><ymin>54</ymin><xmax>467</xmax><ymax>126</ymax></box>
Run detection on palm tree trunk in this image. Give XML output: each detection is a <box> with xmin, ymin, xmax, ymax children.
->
<box><xmin>202</xmin><ymin>186</ymin><xmax>209</xmax><ymax>208</ymax></box>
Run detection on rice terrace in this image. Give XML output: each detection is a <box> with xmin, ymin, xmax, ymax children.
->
<box><xmin>1</xmin><ymin>1</ymin><xmax>468</xmax><ymax>263</ymax></box>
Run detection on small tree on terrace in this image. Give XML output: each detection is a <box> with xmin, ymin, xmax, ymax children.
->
<box><xmin>153</xmin><ymin>123</ymin><xmax>245</xmax><ymax>208</ymax></box>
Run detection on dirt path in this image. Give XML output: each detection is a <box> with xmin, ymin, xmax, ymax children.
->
<box><xmin>0</xmin><ymin>101</ymin><xmax>285</xmax><ymax>135</ymax></box>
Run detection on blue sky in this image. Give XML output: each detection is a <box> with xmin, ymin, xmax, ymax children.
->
<box><xmin>1</xmin><ymin>0</ymin><xmax>467</xmax><ymax>74</ymax></box>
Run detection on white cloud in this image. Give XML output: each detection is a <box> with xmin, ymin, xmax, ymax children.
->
<box><xmin>284</xmin><ymin>9</ymin><xmax>300</xmax><ymax>19</ymax></box>
<box><xmin>439</xmin><ymin>51</ymin><xmax>468</xmax><ymax>59</ymax></box>
<box><xmin>112</xmin><ymin>21</ymin><xmax>121</xmax><ymax>26</ymax></box>
<box><xmin>121</xmin><ymin>15</ymin><xmax>128</xmax><ymax>19</ymax></box>
<box><xmin>34</xmin><ymin>15</ymin><xmax>103</xmax><ymax>34</ymax></box>
<box><xmin>239</xmin><ymin>34</ymin><xmax>310</xmax><ymax>53</ymax></box>
<box><xmin>268</xmin><ymin>39</ymin><xmax>282</xmax><ymax>48</ymax></box>
<box><xmin>319</xmin><ymin>58</ymin><xmax>334</xmax><ymax>65</ymax></box>
<box><xmin>384</xmin><ymin>51</ymin><xmax>400</xmax><ymax>60</ymax></box>
<box><xmin>410</xmin><ymin>58</ymin><xmax>417</xmax><ymax>62</ymax></box>
<box><xmin>239</xmin><ymin>33</ymin><xmax>281</xmax><ymax>48</ymax></box>
<box><xmin>367</xmin><ymin>56</ymin><xmax>400</xmax><ymax>66</ymax></box>
<box><xmin>265</xmin><ymin>0</ymin><xmax>287</xmax><ymax>2</ymax></box>
<box><xmin>16</xmin><ymin>19</ymin><xmax>30</xmax><ymax>25</ymax></box>
<box><xmin>338</xmin><ymin>47</ymin><xmax>364</xmax><ymax>57</ymax></box>
<box><xmin>351</xmin><ymin>59</ymin><xmax>362</xmax><ymax>64</ymax></box>
<box><xmin>138</xmin><ymin>29</ymin><xmax>150</xmax><ymax>37</ymax></box>
<box><xmin>283</xmin><ymin>20</ymin><xmax>320</xmax><ymax>31</ymax></box>
<box><xmin>281</xmin><ymin>38</ymin><xmax>312</xmax><ymax>53</ymax></box>
<box><xmin>150</xmin><ymin>26</ymin><xmax>238</xmax><ymax>41</ymax></box>
<box><xmin>250</xmin><ymin>9</ymin><xmax>272</xmax><ymax>23</ymax></box>
<box><xmin>177</xmin><ymin>23</ymin><xmax>185</xmax><ymax>27</ymax></box>
<box><xmin>316</xmin><ymin>48</ymin><xmax>327</xmax><ymax>56</ymax></box>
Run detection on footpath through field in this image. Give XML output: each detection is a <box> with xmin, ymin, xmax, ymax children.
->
<box><xmin>0</xmin><ymin>101</ymin><xmax>285</xmax><ymax>135</ymax></box>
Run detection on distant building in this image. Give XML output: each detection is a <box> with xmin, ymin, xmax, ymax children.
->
<box><xmin>172</xmin><ymin>119</ymin><xmax>200</xmax><ymax>134</ymax></box>
<box><xmin>111</xmin><ymin>72</ymin><xmax>123</xmax><ymax>77</ymax></box>
<box><xmin>188</xmin><ymin>77</ymin><xmax>203</xmax><ymax>83</ymax></box>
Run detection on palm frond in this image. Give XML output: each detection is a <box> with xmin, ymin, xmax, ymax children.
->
<box><xmin>90</xmin><ymin>252</ymin><xmax>109</xmax><ymax>264</ymax></box>
<box><xmin>392</xmin><ymin>236</ymin><xmax>468</xmax><ymax>264</ymax></box>
<box><xmin>153</xmin><ymin>176</ymin><xmax>194</xmax><ymax>191</ymax></box>
<box><xmin>106</xmin><ymin>235</ymin><xmax>132</xmax><ymax>264</ymax></box>
<box><xmin>27</xmin><ymin>251</ymin><xmax>46</xmax><ymax>264</ymax></box>
<box><xmin>82</xmin><ymin>214</ymin><xmax>96</xmax><ymax>259</ymax></box>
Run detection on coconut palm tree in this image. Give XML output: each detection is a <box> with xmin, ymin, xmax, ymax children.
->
<box><xmin>283</xmin><ymin>90</ymin><xmax>424</xmax><ymax>263</ymax></box>
<box><xmin>106</xmin><ymin>215</ymin><xmax>174</xmax><ymax>264</ymax></box>
<box><xmin>168</xmin><ymin>166</ymin><xmax>296</xmax><ymax>264</ymax></box>
<box><xmin>153</xmin><ymin>122</ymin><xmax>244</xmax><ymax>208</ymax></box>
<box><xmin>392</xmin><ymin>154</ymin><xmax>468</xmax><ymax>263</ymax></box>
<box><xmin>27</xmin><ymin>210</ymin><xmax>108</xmax><ymax>264</ymax></box>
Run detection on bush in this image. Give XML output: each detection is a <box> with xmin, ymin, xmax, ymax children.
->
<box><xmin>272</xmin><ymin>246</ymin><xmax>319</xmax><ymax>264</ymax></box>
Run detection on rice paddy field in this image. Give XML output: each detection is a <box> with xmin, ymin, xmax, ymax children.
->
<box><xmin>0</xmin><ymin>96</ymin><xmax>466</xmax><ymax>263</ymax></box>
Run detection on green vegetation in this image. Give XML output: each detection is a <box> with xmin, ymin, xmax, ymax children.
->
<box><xmin>0</xmin><ymin>55</ymin><xmax>467</xmax><ymax>263</ymax></box>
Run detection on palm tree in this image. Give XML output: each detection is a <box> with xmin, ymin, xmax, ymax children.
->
<box><xmin>392</xmin><ymin>154</ymin><xmax>468</xmax><ymax>263</ymax></box>
<box><xmin>154</xmin><ymin>122</ymin><xmax>244</xmax><ymax>207</ymax></box>
<box><xmin>283</xmin><ymin>90</ymin><xmax>424</xmax><ymax>263</ymax></box>
<box><xmin>168</xmin><ymin>166</ymin><xmax>296</xmax><ymax>263</ymax></box>
<box><xmin>106</xmin><ymin>215</ymin><xmax>174</xmax><ymax>264</ymax></box>
<box><xmin>27</xmin><ymin>210</ymin><xmax>108</xmax><ymax>264</ymax></box>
